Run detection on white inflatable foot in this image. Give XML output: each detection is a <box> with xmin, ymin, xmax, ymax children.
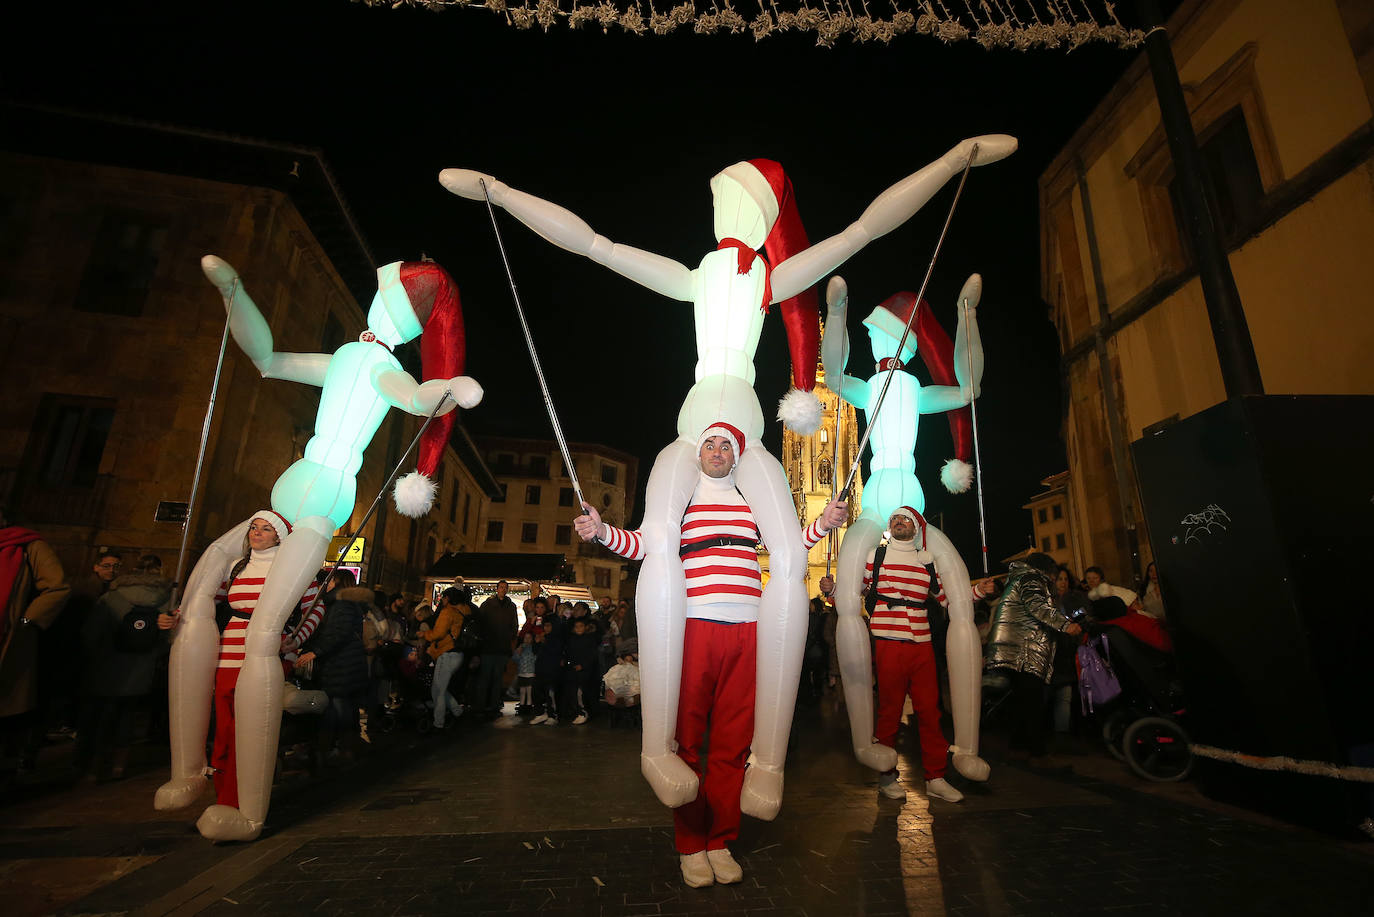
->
<box><xmin>855</xmin><ymin>743</ymin><xmax>898</xmax><ymax>773</ymax></box>
<box><xmin>740</xmin><ymin>765</ymin><xmax>783</xmax><ymax>821</ymax></box>
<box><xmin>641</xmin><ymin>753</ymin><xmax>699</xmax><ymax>808</ymax></box>
<box><xmin>196</xmin><ymin>804</ymin><xmax>263</xmax><ymax>842</ymax></box>
<box><xmin>952</xmin><ymin>752</ymin><xmax>991</xmax><ymax>782</ymax></box>
<box><xmin>154</xmin><ymin>775</ymin><xmax>208</xmax><ymax>810</ymax></box>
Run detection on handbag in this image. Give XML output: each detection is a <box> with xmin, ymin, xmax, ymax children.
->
<box><xmin>1077</xmin><ymin>633</ymin><xmax>1122</xmax><ymax>714</ymax></box>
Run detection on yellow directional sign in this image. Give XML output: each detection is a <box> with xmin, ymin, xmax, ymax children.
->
<box><xmin>328</xmin><ymin>536</ymin><xmax>365</xmax><ymax>563</ymax></box>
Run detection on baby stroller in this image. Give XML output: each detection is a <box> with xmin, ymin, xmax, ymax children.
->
<box><xmin>1085</xmin><ymin>602</ymin><xmax>1192</xmax><ymax>782</ymax></box>
<box><xmin>376</xmin><ymin>645</ymin><xmax>436</xmax><ymax>735</ymax></box>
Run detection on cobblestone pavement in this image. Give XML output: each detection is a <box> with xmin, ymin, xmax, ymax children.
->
<box><xmin>2</xmin><ymin>693</ymin><xmax>1370</xmax><ymax>916</ymax></box>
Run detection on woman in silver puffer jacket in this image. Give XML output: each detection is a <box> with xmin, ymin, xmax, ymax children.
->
<box><xmin>985</xmin><ymin>554</ymin><xmax>1081</xmax><ymax>757</ymax></box>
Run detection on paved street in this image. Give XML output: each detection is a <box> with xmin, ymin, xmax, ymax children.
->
<box><xmin>2</xmin><ymin>694</ymin><xmax>1371</xmax><ymax>916</ymax></box>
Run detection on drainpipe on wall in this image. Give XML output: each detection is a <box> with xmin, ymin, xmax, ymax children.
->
<box><xmin>1075</xmin><ymin>159</ymin><xmax>1142</xmax><ymax>583</ymax></box>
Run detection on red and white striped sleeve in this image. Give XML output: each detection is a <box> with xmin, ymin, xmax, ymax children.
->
<box><xmin>862</xmin><ymin>550</ymin><xmax>875</xmax><ymax>591</ymax></box>
<box><xmin>801</xmin><ymin>519</ymin><xmax>829</xmax><ymax>550</ymax></box>
<box><xmin>292</xmin><ymin>584</ymin><xmax>324</xmax><ymax>643</ymax></box>
<box><xmin>602</xmin><ymin>525</ymin><xmax>646</xmax><ymax>561</ymax></box>
<box><xmin>213</xmin><ymin>578</ymin><xmax>229</xmax><ymax>603</ymax></box>
<box><xmin>932</xmin><ymin>573</ymin><xmax>948</xmax><ymax>607</ymax></box>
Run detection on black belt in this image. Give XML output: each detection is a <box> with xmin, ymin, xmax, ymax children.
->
<box><xmin>680</xmin><ymin>536</ymin><xmax>758</xmax><ymax>558</ymax></box>
<box><xmin>874</xmin><ymin>594</ymin><xmax>925</xmax><ymax>608</ymax></box>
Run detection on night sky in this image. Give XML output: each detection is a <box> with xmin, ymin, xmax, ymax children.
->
<box><xmin>5</xmin><ymin>0</ymin><xmax>1151</xmax><ymax>567</ymax></box>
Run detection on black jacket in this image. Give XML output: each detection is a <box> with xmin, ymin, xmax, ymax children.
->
<box><xmin>304</xmin><ymin>586</ymin><xmax>371</xmax><ymax>698</ymax></box>
<box><xmin>478</xmin><ymin>594</ymin><xmax>518</xmax><ymax>655</ymax></box>
<box><xmin>562</xmin><ymin>630</ymin><xmax>599</xmax><ymax>674</ymax></box>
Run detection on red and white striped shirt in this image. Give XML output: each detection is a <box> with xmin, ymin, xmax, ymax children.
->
<box><xmin>214</xmin><ymin>546</ymin><xmax>322</xmax><ymax>670</ymax></box>
<box><xmin>602</xmin><ymin>474</ymin><xmax>828</xmax><ymax>615</ymax></box>
<box><xmin>863</xmin><ymin>539</ymin><xmax>946</xmax><ymax>643</ymax></box>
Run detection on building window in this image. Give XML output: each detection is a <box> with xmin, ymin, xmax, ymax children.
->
<box><xmin>528</xmin><ymin>454</ymin><xmax>548</xmax><ymax>477</ymax></box>
<box><xmin>555</xmin><ymin>524</ymin><xmax>572</xmax><ymax>546</ymax></box>
<box><xmin>1056</xmin><ymin>533</ymin><xmax>1067</xmax><ymax>549</ymax></box>
<box><xmin>593</xmin><ymin>567</ymin><xmax>612</xmax><ymax>588</ymax></box>
<box><xmin>462</xmin><ymin>493</ymin><xmax>471</xmax><ymax>533</ymax></box>
<box><xmin>1168</xmin><ymin>106</ymin><xmax>1265</xmax><ymax>259</ymax></box>
<box><xmin>1042</xmin><ymin>537</ymin><xmax>1052</xmax><ymax>552</ymax></box>
<box><xmin>601</xmin><ymin>463</ymin><xmax>618</xmax><ymax>485</ymax></box>
<box><xmin>492</xmin><ymin>483</ymin><xmax>507</xmax><ymax>504</ymax></box>
<box><xmin>74</xmin><ymin>210</ymin><xmax>168</xmax><ymax>317</ymax></box>
<box><xmin>22</xmin><ymin>394</ymin><xmax>116</xmax><ymax>489</ymax></box>
<box><xmin>1052</xmin><ymin>504</ymin><xmax>1063</xmax><ymax>520</ymax></box>
<box><xmin>559</xmin><ymin>487</ymin><xmax>574</xmax><ymax>507</ymax></box>
<box><xmin>521</xmin><ymin>522</ymin><xmax>538</xmax><ymax>544</ymax></box>
<box><xmin>486</xmin><ymin>521</ymin><xmax>504</xmax><ymax>542</ymax></box>
<box><xmin>525</xmin><ymin>485</ymin><xmax>541</xmax><ymax>505</ymax></box>
<box><xmin>1038</xmin><ymin>508</ymin><xmax>1047</xmax><ymax>525</ymax></box>
<box><xmin>492</xmin><ymin>453</ymin><xmax>517</xmax><ymax>474</ymax></box>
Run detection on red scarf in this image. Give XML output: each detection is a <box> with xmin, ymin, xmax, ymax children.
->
<box><xmin>0</xmin><ymin>527</ymin><xmax>42</xmax><ymax>646</ymax></box>
<box><xmin>716</xmin><ymin>238</ymin><xmax>772</xmax><ymax>314</ymax></box>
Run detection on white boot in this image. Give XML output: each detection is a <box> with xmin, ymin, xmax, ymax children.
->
<box><xmin>877</xmin><ymin>771</ymin><xmax>907</xmax><ymax>800</ymax></box>
<box><xmin>707</xmin><ymin>848</ymin><xmax>743</xmax><ymax>884</ymax></box>
<box><xmin>925</xmin><ymin>777</ymin><xmax>964</xmax><ymax>803</ymax></box>
<box><xmin>679</xmin><ymin>851</ymin><xmax>714</xmax><ymax>888</ymax></box>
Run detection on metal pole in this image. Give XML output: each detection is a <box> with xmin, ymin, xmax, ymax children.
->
<box><xmin>1137</xmin><ymin>0</ymin><xmax>1262</xmax><ymax>397</ymax></box>
<box><xmin>170</xmin><ymin>277</ymin><xmax>239</xmax><ymax>609</ymax></box>
<box><xmin>838</xmin><ymin>145</ymin><xmax>979</xmax><ymax>500</ymax></box>
<box><xmin>963</xmin><ymin>298</ymin><xmax>990</xmax><ymax>576</ymax></box>
<box><xmin>478</xmin><ymin>180</ymin><xmax>594</xmax><ymax>529</ymax></box>
<box><xmin>298</xmin><ymin>391</ymin><xmax>452</xmax><ymax>622</ymax></box>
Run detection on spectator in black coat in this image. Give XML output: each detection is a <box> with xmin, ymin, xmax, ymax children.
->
<box><xmin>561</xmin><ymin>618</ymin><xmax>600</xmax><ymax>725</ymax></box>
<box><xmin>474</xmin><ymin>580</ymin><xmax>518</xmax><ymax>720</ymax></box>
<box><xmin>296</xmin><ymin>570</ymin><xmax>372</xmax><ymax>760</ymax></box>
<box><xmin>530</xmin><ymin>617</ymin><xmax>564</xmax><ymax>725</ymax></box>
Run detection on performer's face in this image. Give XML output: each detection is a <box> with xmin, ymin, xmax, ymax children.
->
<box><xmin>888</xmin><ymin>513</ymin><xmax>915</xmax><ymax>541</ymax></box>
<box><xmin>248</xmin><ymin>518</ymin><xmax>281</xmax><ymax>550</ymax></box>
<box><xmin>699</xmin><ymin>436</ymin><xmax>736</xmax><ymax>478</ymax></box>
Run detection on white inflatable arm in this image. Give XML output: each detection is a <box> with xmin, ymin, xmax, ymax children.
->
<box><xmin>372</xmin><ymin>368</ymin><xmax>481</xmax><ymax>415</ymax></box>
<box><xmin>438</xmin><ymin>170</ymin><xmax>694</xmax><ymax>302</ymax></box>
<box><xmin>833</xmin><ymin>517</ymin><xmax>897</xmax><ymax>772</ymax></box>
<box><xmin>200</xmin><ymin>255</ymin><xmax>330</xmax><ymax>387</ymax></box>
<box><xmin>769</xmin><ymin>136</ymin><xmax>1017</xmax><ymax>302</ymax></box>
<box><xmin>925</xmin><ymin>523</ymin><xmax>989</xmax><ymax>781</ymax></box>
<box><xmin>821</xmin><ymin>276</ymin><xmax>871</xmax><ymax>409</ymax></box>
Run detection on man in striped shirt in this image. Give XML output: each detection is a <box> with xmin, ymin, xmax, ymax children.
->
<box><xmin>862</xmin><ymin>505</ymin><xmax>964</xmax><ymax>803</ymax></box>
<box><xmin>576</xmin><ymin>421</ymin><xmax>846</xmax><ymax>889</ymax></box>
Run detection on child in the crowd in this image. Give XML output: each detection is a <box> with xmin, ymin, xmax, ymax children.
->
<box><xmin>514</xmin><ymin>631</ymin><xmax>538</xmax><ymax>713</ymax></box>
<box><xmin>602</xmin><ymin>640</ymin><xmax>640</xmax><ymax>707</ymax></box>
<box><xmin>561</xmin><ymin>617</ymin><xmax>600</xmax><ymax>725</ymax></box>
<box><xmin>530</xmin><ymin>617</ymin><xmax>564</xmax><ymax>726</ymax></box>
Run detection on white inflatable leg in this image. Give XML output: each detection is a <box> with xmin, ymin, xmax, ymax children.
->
<box><xmin>636</xmin><ymin>440</ymin><xmax>700</xmax><ymax>808</ymax></box>
<box><xmin>155</xmin><ymin>517</ymin><xmax>250</xmax><ymax>811</ymax></box>
<box><xmin>735</xmin><ymin>446</ymin><xmax>808</xmax><ymax>821</ymax></box>
<box><xmin>834</xmin><ymin>516</ymin><xmax>898</xmax><ymax>773</ymax></box>
<box><xmin>926</xmin><ymin>524</ymin><xmax>989</xmax><ymax>781</ymax></box>
<box><xmin>197</xmin><ymin>515</ymin><xmax>330</xmax><ymax>842</ymax></box>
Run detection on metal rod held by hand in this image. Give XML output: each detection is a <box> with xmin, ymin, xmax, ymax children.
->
<box><xmin>826</xmin><ymin>386</ymin><xmax>846</xmax><ymax>577</ymax></box>
<box><xmin>964</xmin><ymin>299</ymin><xmax>990</xmax><ymax>576</ymax></box>
<box><xmin>298</xmin><ymin>391</ymin><xmax>452</xmax><ymax>624</ymax></box>
<box><xmin>838</xmin><ymin>144</ymin><xmax>979</xmax><ymax>501</ymax></box>
<box><xmin>171</xmin><ymin>277</ymin><xmax>239</xmax><ymax>610</ymax></box>
<box><xmin>479</xmin><ymin>179</ymin><xmax>597</xmax><ymax>540</ymax></box>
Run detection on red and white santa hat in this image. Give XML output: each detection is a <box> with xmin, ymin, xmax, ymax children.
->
<box><xmin>889</xmin><ymin>505</ymin><xmax>928</xmax><ymax>549</ymax></box>
<box><xmin>697</xmin><ymin>421</ymin><xmax>746</xmax><ymax>456</ymax></box>
<box><xmin>378</xmin><ymin>260</ymin><xmax>469</xmax><ymax>518</ymax></box>
<box><xmin>863</xmin><ymin>291</ymin><xmax>974</xmax><ymax>494</ymax></box>
<box><xmin>712</xmin><ymin>158</ymin><xmax>822</xmax><ymax>435</ymax></box>
<box><xmin>250</xmin><ymin>510</ymin><xmax>292</xmax><ymax>537</ymax></box>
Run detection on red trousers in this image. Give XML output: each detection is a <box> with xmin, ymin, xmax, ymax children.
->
<box><xmin>673</xmin><ymin>619</ymin><xmax>756</xmax><ymax>854</ymax></box>
<box><xmin>211</xmin><ymin>668</ymin><xmax>240</xmax><ymax>807</ymax></box>
<box><xmin>874</xmin><ymin>638</ymin><xmax>947</xmax><ymax>780</ymax></box>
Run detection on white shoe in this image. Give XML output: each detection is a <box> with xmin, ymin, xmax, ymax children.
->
<box><xmin>925</xmin><ymin>777</ymin><xmax>964</xmax><ymax>803</ymax></box>
<box><xmin>707</xmin><ymin>848</ymin><xmax>743</xmax><ymax>884</ymax></box>
<box><xmin>572</xmin><ymin>712</ymin><xmax>589</xmax><ymax>725</ymax></box>
<box><xmin>543</xmin><ymin>717</ymin><xmax>559</xmax><ymax>727</ymax></box>
<box><xmin>529</xmin><ymin>713</ymin><xmax>548</xmax><ymax>725</ymax></box>
<box><xmin>679</xmin><ymin>851</ymin><xmax>714</xmax><ymax>888</ymax></box>
<box><xmin>878</xmin><ymin>773</ymin><xmax>907</xmax><ymax>800</ymax></box>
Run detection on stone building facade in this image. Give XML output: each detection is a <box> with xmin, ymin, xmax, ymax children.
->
<box><xmin>1038</xmin><ymin>0</ymin><xmax>1374</xmax><ymax>584</ymax></box>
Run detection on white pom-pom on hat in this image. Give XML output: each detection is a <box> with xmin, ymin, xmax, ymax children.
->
<box><xmin>777</xmin><ymin>387</ymin><xmax>823</xmax><ymax>434</ymax></box>
<box><xmin>394</xmin><ymin>471</ymin><xmax>438</xmax><ymax>518</ymax></box>
<box><xmin>941</xmin><ymin>458</ymin><xmax>973</xmax><ymax>494</ymax></box>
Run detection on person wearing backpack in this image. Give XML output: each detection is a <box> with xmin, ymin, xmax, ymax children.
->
<box><xmin>424</xmin><ymin>586</ymin><xmax>472</xmax><ymax>729</ymax></box>
<box><xmin>76</xmin><ymin>554</ymin><xmax>172</xmax><ymax>781</ymax></box>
